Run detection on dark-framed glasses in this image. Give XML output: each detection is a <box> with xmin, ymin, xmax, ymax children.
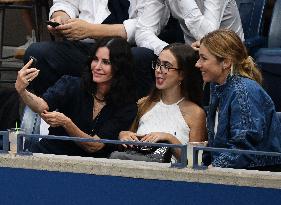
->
<box><xmin>152</xmin><ymin>60</ymin><xmax>181</xmax><ymax>73</ymax></box>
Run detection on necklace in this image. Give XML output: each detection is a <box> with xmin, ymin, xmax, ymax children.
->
<box><xmin>93</xmin><ymin>94</ymin><xmax>105</xmax><ymax>102</ymax></box>
<box><xmin>93</xmin><ymin>97</ymin><xmax>106</xmax><ymax>119</ymax></box>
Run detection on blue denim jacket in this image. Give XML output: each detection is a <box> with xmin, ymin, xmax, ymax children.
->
<box><xmin>207</xmin><ymin>75</ymin><xmax>281</xmax><ymax>168</ymax></box>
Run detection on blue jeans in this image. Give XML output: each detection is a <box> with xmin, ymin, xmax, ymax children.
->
<box><xmin>20</xmin><ymin>106</ymin><xmax>41</xmax><ymax>150</ymax></box>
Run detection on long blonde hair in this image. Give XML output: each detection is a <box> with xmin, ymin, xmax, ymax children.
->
<box><xmin>200</xmin><ymin>29</ymin><xmax>262</xmax><ymax>84</ymax></box>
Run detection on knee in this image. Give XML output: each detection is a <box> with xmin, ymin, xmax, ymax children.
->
<box><xmin>23</xmin><ymin>42</ymin><xmax>51</xmax><ymax>64</ymax></box>
<box><xmin>131</xmin><ymin>47</ymin><xmax>155</xmax><ymax>63</ymax></box>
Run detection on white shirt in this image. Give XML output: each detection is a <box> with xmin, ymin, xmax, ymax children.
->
<box><xmin>136</xmin><ymin>99</ymin><xmax>190</xmax><ymax>145</ymax></box>
<box><xmin>136</xmin><ymin>0</ymin><xmax>244</xmax><ymax>55</ymax></box>
<box><xmin>50</xmin><ymin>0</ymin><xmax>147</xmax><ymax>44</ymax></box>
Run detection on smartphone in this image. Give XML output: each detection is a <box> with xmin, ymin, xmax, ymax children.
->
<box><xmin>45</xmin><ymin>20</ymin><xmax>60</xmax><ymax>28</ymax></box>
<box><xmin>29</xmin><ymin>56</ymin><xmax>37</xmax><ymax>68</ymax></box>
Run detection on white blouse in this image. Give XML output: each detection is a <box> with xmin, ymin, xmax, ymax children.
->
<box><xmin>136</xmin><ymin>98</ymin><xmax>190</xmax><ymax>145</ymax></box>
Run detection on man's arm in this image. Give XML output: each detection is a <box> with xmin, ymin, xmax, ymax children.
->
<box><xmin>135</xmin><ymin>0</ymin><xmax>170</xmax><ymax>55</ymax></box>
<box><xmin>180</xmin><ymin>0</ymin><xmax>228</xmax><ymax>40</ymax></box>
<box><xmin>49</xmin><ymin>0</ymin><xmax>79</xmax><ymax>19</ymax></box>
<box><xmin>57</xmin><ymin>20</ymin><xmax>127</xmax><ymax>41</ymax></box>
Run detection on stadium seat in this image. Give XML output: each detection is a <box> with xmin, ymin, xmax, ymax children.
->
<box><xmin>277</xmin><ymin>112</ymin><xmax>281</xmax><ymax>123</ymax></box>
<box><xmin>235</xmin><ymin>0</ymin><xmax>267</xmax><ymax>55</ymax></box>
<box><xmin>255</xmin><ymin>0</ymin><xmax>281</xmax><ymax>112</ymax></box>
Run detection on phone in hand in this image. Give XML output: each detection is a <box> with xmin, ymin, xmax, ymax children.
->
<box><xmin>45</xmin><ymin>20</ymin><xmax>61</xmax><ymax>28</ymax></box>
<box><xmin>29</xmin><ymin>56</ymin><xmax>37</xmax><ymax>68</ymax></box>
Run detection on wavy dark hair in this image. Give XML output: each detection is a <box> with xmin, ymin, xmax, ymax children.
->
<box><xmin>131</xmin><ymin>43</ymin><xmax>203</xmax><ymax>131</ymax></box>
<box><xmin>82</xmin><ymin>37</ymin><xmax>137</xmax><ymax>106</ymax></box>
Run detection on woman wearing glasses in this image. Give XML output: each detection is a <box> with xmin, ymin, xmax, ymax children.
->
<box><xmin>110</xmin><ymin>43</ymin><xmax>207</xmax><ymax>162</ymax></box>
<box><xmin>15</xmin><ymin>37</ymin><xmax>137</xmax><ymax>158</ymax></box>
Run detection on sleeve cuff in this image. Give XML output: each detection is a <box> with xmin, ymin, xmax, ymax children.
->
<box><xmin>123</xmin><ymin>19</ymin><xmax>136</xmax><ymax>44</ymax></box>
<box><xmin>49</xmin><ymin>3</ymin><xmax>78</xmax><ymax>19</ymax></box>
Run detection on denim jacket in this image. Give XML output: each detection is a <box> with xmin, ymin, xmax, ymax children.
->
<box><xmin>206</xmin><ymin>75</ymin><xmax>281</xmax><ymax>168</ymax></box>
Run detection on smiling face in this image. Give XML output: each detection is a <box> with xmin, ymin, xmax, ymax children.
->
<box><xmin>91</xmin><ymin>47</ymin><xmax>113</xmax><ymax>86</ymax></box>
<box><xmin>155</xmin><ymin>49</ymin><xmax>183</xmax><ymax>91</ymax></box>
<box><xmin>196</xmin><ymin>44</ymin><xmax>230</xmax><ymax>85</ymax></box>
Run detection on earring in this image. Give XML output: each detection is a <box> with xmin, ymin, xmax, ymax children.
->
<box><xmin>230</xmin><ymin>64</ymin><xmax>234</xmax><ymax>76</ymax></box>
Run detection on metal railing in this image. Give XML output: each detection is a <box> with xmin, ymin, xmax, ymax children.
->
<box><xmin>0</xmin><ymin>132</ymin><xmax>187</xmax><ymax>168</ymax></box>
<box><xmin>192</xmin><ymin>146</ymin><xmax>281</xmax><ymax>170</ymax></box>
<box><xmin>2</xmin><ymin>131</ymin><xmax>281</xmax><ymax>170</ymax></box>
<box><xmin>0</xmin><ymin>131</ymin><xmax>8</xmax><ymax>153</ymax></box>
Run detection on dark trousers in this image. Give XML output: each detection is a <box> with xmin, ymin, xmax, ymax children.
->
<box><xmin>23</xmin><ymin>40</ymin><xmax>155</xmax><ymax>99</ymax></box>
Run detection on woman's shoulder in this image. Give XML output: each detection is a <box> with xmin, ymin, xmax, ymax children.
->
<box><xmin>231</xmin><ymin>76</ymin><xmax>270</xmax><ymax>99</ymax></box>
<box><xmin>231</xmin><ymin>76</ymin><xmax>262</xmax><ymax>92</ymax></box>
<box><xmin>43</xmin><ymin>75</ymin><xmax>82</xmax><ymax>98</ymax></box>
<box><xmin>179</xmin><ymin>100</ymin><xmax>206</xmax><ymax>120</ymax></box>
<box><xmin>55</xmin><ymin>75</ymin><xmax>82</xmax><ymax>89</ymax></box>
<box><xmin>228</xmin><ymin>76</ymin><xmax>275</xmax><ymax>108</ymax></box>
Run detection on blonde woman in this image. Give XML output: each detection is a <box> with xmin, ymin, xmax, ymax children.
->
<box><xmin>196</xmin><ymin>29</ymin><xmax>281</xmax><ymax>170</ymax></box>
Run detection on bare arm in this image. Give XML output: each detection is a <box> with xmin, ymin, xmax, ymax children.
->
<box><xmin>15</xmin><ymin>59</ymin><xmax>48</xmax><ymax>114</ymax></box>
<box><xmin>57</xmin><ymin>19</ymin><xmax>127</xmax><ymax>41</ymax></box>
<box><xmin>87</xmin><ymin>24</ymin><xmax>127</xmax><ymax>39</ymax></box>
<box><xmin>186</xmin><ymin>106</ymin><xmax>207</xmax><ymax>142</ymax></box>
<box><xmin>51</xmin><ymin>10</ymin><xmax>71</xmax><ymax>20</ymax></box>
<box><xmin>61</xmin><ymin>116</ymin><xmax>105</xmax><ymax>152</ymax></box>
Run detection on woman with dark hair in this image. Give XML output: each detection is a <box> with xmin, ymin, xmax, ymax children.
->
<box><xmin>15</xmin><ymin>37</ymin><xmax>137</xmax><ymax>158</ymax></box>
<box><xmin>110</xmin><ymin>43</ymin><xmax>207</xmax><ymax>162</ymax></box>
<box><xmin>196</xmin><ymin>29</ymin><xmax>281</xmax><ymax>170</ymax></box>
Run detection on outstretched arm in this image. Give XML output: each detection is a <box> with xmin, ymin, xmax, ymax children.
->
<box><xmin>15</xmin><ymin>59</ymin><xmax>48</xmax><ymax>114</ymax></box>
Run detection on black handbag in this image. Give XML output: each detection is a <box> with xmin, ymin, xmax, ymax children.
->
<box><xmin>131</xmin><ymin>141</ymin><xmax>172</xmax><ymax>163</ymax></box>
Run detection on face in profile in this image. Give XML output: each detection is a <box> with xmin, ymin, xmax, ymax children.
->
<box><xmin>155</xmin><ymin>49</ymin><xmax>183</xmax><ymax>90</ymax></box>
<box><xmin>196</xmin><ymin>44</ymin><xmax>227</xmax><ymax>84</ymax></box>
<box><xmin>91</xmin><ymin>47</ymin><xmax>113</xmax><ymax>85</ymax></box>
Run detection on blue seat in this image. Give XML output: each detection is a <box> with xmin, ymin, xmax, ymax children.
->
<box><xmin>235</xmin><ymin>0</ymin><xmax>267</xmax><ymax>55</ymax></box>
<box><xmin>255</xmin><ymin>0</ymin><xmax>281</xmax><ymax>112</ymax></box>
<box><xmin>277</xmin><ymin>112</ymin><xmax>281</xmax><ymax>123</ymax></box>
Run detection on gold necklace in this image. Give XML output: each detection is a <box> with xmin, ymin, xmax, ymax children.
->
<box><xmin>93</xmin><ymin>98</ymin><xmax>106</xmax><ymax>119</ymax></box>
<box><xmin>93</xmin><ymin>93</ymin><xmax>105</xmax><ymax>102</ymax></box>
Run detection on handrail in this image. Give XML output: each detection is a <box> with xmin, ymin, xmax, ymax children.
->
<box><xmin>0</xmin><ymin>131</ymin><xmax>8</xmax><ymax>153</ymax></box>
<box><xmin>192</xmin><ymin>146</ymin><xmax>281</xmax><ymax>170</ymax></box>
<box><xmin>14</xmin><ymin>134</ymin><xmax>187</xmax><ymax>169</ymax></box>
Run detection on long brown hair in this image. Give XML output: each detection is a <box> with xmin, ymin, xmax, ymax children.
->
<box><xmin>131</xmin><ymin>43</ymin><xmax>203</xmax><ymax>131</ymax></box>
<box><xmin>200</xmin><ymin>29</ymin><xmax>262</xmax><ymax>84</ymax></box>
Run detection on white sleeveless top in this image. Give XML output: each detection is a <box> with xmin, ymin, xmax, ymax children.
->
<box><xmin>136</xmin><ymin>98</ymin><xmax>190</xmax><ymax>145</ymax></box>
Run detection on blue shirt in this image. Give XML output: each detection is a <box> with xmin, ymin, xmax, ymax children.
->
<box><xmin>206</xmin><ymin>75</ymin><xmax>281</xmax><ymax>168</ymax></box>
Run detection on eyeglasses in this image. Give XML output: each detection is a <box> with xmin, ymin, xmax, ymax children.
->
<box><xmin>92</xmin><ymin>56</ymin><xmax>111</xmax><ymax>67</ymax></box>
<box><xmin>152</xmin><ymin>60</ymin><xmax>181</xmax><ymax>73</ymax></box>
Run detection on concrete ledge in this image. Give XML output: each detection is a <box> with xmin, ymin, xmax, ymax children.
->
<box><xmin>0</xmin><ymin>153</ymin><xmax>281</xmax><ymax>189</ymax></box>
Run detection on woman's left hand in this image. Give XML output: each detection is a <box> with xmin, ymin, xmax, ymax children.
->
<box><xmin>41</xmin><ymin>110</ymin><xmax>71</xmax><ymax>128</ymax></box>
<box><xmin>140</xmin><ymin>132</ymin><xmax>169</xmax><ymax>143</ymax></box>
<box><xmin>15</xmin><ymin>59</ymin><xmax>40</xmax><ymax>94</ymax></box>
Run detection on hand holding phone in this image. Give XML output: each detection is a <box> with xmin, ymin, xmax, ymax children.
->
<box><xmin>45</xmin><ymin>20</ymin><xmax>61</xmax><ymax>28</ymax></box>
<box><xmin>29</xmin><ymin>56</ymin><xmax>37</xmax><ymax>68</ymax></box>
